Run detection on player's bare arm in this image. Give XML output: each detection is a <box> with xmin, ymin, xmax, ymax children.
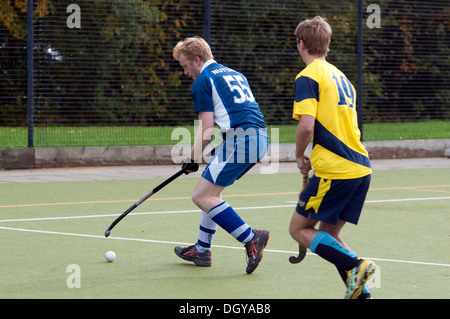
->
<box><xmin>190</xmin><ymin>111</ymin><xmax>215</xmax><ymax>162</ymax></box>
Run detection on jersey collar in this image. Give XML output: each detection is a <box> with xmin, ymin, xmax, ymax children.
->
<box><xmin>201</xmin><ymin>59</ymin><xmax>217</xmax><ymax>73</ymax></box>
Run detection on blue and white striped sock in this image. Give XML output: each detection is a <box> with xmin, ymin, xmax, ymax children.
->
<box><xmin>208</xmin><ymin>201</ymin><xmax>254</xmax><ymax>243</ymax></box>
<box><xmin>196</xmin><ymin>211</ymin><xmax>218</xmax><ymax>253</ymax></box>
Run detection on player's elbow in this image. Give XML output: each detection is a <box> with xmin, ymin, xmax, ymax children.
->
<box><xmin>300</xmin><ymin>125</ymin><xmax>314</xmax><ymax>136</ymax></box>
<box><xmin>297</xmin><ymin>124</ymin><xmax>314</xmax><ymax>141</ymax></box>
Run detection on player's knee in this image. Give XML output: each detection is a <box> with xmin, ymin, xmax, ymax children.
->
<box><xmin>289</xmin><ymin>223</ymin><xmax>313</xmax><ymax>248</ymax></box>
<box><xmin>289</xmin><ymin>222</ymin><xmax>304</xmax><ymax>242</ymax></box>
<box><xmin>289</xmin><ymin>214</ymin><xmax>306</xmax><ymax>240</ymax></box>
<box><xmin>191</xmin><ymin>189</ymin><xmax>210</xmax><ymax>210</ymax></box>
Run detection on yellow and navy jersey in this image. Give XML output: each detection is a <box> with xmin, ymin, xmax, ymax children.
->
<box><xmin>293</xmin><ymin>59</ymin><xmax>371</xmax><ymax>179</ymax></box>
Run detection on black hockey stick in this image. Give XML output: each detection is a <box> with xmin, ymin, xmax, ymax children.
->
<box><xmin>288</xmin><ymin>174</ymin><xmax>309</xmax><ymax>264</ymax></box>
<box><xmin>289</xmin><ymin>159</ymin><xmax>310</xmax><ymax>264</ymax></box>
<box><xmin>104</xmin><ymin>169</ymin><xmax>185</xmax><ymax>237</ymax></box>
<box><xmin>289</xmin><ymin>243</ymin><xmax>307</xmax><ymax>264</ymax></box>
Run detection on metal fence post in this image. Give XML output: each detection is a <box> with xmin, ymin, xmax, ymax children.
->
<box><xmin>204</xmin><ymin>0</ymin><xmax>211</xmax><ymax>44</ymax></box>
<box><xmin>27</xmin><ymin>0</ymin><xmax>35</xmax><ymax>148</ymax></box>
<box><xmin>357</xmin><ymin>0</ymin><xmax>364</xmax><ymax>140</ymax></box>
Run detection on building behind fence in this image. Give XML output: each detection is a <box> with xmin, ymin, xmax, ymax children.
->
<box><xmin>0</xmin><ymin>0</ymin><xmax>449</xmax><ymax>148</ymax></box>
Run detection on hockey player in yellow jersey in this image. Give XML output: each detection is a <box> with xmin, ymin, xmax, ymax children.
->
<box><xmin>288</xmin><ymin>16</ymin><xmax>376</xmax><ymax>299</ymax></box>
<box><xmin>293</xmin><ymin>59</ymin><xmax>372</xmax><ymax>180</ymax></box>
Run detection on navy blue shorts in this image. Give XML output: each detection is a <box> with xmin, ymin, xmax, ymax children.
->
<box><xmin>296</xmin><ymin>174</ymin><xmax>371</xmax><ymax>225</ymax></box>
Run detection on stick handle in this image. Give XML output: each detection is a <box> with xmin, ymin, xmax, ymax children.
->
<box><xmin>302</xmin><ymin>158</ymin><xmax>310</xmax><ymax>191</ymax></box>
<box><xmin>302</xmin><ymin>175</ymin><xmax>308</xmax><ymax>190</ymax></box>
<box><xmin>136</xmin><ymin>169</ymin><xmax>185</xmax><ymax>205</ymax></box>
<box><xmin>290</xmin><ymin>158</ymin><xmax>310</xmax><ymax>264</ymax></box>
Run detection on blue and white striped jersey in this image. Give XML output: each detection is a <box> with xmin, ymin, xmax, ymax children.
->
<box><xmin>191</xmin><ymin>60</ymin><xmax>266</xmax><ymax>133</ymax></box>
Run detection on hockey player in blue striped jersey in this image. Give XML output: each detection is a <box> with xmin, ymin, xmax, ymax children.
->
<box><xmin>173</xmin><ymin>37</ymin><xmax>269</xmax><ymax>274</ymax></box>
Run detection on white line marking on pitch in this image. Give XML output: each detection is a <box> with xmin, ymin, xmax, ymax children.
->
<box><xmin>1</xmin><ymin>197</ymin><xmax>450</xmax><ymax>223</ymax></box>
<box><xmin>0</xmin><ymin>204</ymin><xmax>294</xmax><ymax>223</ymax></box>
<box><xmin>0</xmin><ymin>225</ymin><xmax>449</xmax><ymax>268</ymax></box>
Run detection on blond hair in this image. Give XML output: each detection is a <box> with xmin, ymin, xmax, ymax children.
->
<box><xmin>294</xmin><ymin>16</ymin><xmax>332</xmax><ymax>57</ymax></box>
<box><xmin>173</xmin><ymin>36</ymin><xmax>214</xmax><ymax>62</ymax></box>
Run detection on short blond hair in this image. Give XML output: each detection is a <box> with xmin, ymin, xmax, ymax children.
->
<box><xmin>173</xmin><ymin>36</ymin><xmax>214</xmax><ymax>62</ymax></box>
<box><xmin>294</xmin><ymin>16</ymin><xmax>332</xmax><ymax>57</ymax></box>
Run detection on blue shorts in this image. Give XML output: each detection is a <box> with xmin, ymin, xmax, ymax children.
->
<box><xmin>296</xmin><ymin>174</ymin><xmax>371</xmax><ymax>225</ymax></box>
<box><xmin>202</xmin><ymin>128</ymin><xmax>268</xmax><ymax>187</ymax></box>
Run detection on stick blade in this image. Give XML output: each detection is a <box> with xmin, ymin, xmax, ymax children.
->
<box><xmin>289</xmin><ymin>245</ymin><xmax>307</xmax><ymax>264</ymax></box>
<box><xmin>104</xmin><ymin>229</ymin><xmax>111</xmax><ymax>238</ymax></box>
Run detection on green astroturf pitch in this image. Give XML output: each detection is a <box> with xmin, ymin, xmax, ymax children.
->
<box><xmin>0</xmin><ymin>167</ymin><xmax>449</xmax><ymax>300</ymax></box>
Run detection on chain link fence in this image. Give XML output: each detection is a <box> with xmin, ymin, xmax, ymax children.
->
<box><xmin>0</xmin><ymin>0</ymin><xmax>448</xmax><ymax>148</ymax></box>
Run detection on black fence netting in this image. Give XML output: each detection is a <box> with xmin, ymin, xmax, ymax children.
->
<box><xmin>0</xmin><ymin>0</ymin><xmax>448</xmax><ymax>147</ymax></box>
<box><xmin>33</xmin><ymin>0</ymin><xmax>204</xmax><ymax>146</ymax></box>
<box><xmin>0</xmin><ymin>0</ymin><xmax>29</xmax><ymax>147</ymax></box>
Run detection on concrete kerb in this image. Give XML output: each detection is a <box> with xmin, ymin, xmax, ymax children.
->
<box><xmin>0</xmin><ymin>139</ymin><xmax>449</xmax><ymax>170</ymax></box>
<box><xmin>365</xmin><ymin>139</ymin><xmax>450</xmax><ymax>159</ymax></box>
